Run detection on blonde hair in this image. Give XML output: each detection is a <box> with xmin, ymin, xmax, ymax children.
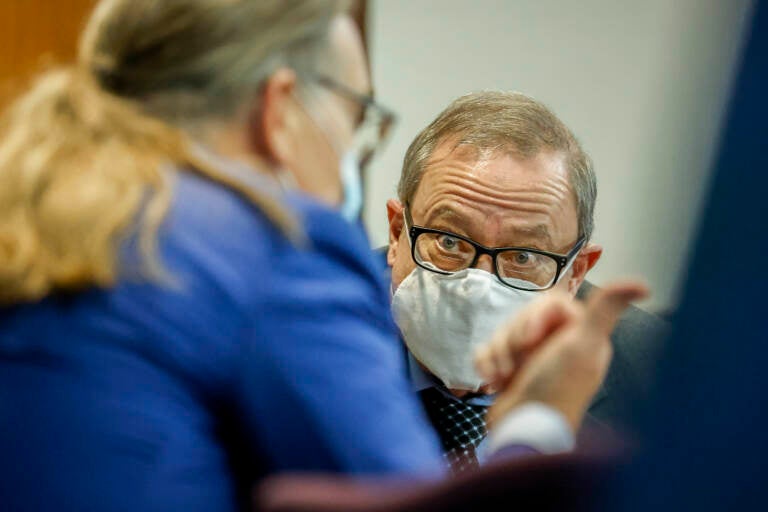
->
<box><xmin>399</xmin><ymin>91</ymin><xmax>596</xmax><ymax>241</ymax></box>
<box><xmin>0</xmin><ymin>0</ymin><xmax>348</xmax><ymax>306</ymax></box>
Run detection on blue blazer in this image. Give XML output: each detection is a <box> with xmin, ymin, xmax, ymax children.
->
<box><xmin>0</xmin><ymin>172</ymin><xmax>443</xmax><ymax>512</ymax></box>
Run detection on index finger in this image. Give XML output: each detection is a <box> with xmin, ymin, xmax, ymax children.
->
<box><xmin>475</xmin><ymin>292</ymin><xmax>576</xmax><ymax>382</ymax></box>
<box><xmin>584</xmin><ymin>280</ymin><xmax>649</xmax><ymax>336</ymax></box>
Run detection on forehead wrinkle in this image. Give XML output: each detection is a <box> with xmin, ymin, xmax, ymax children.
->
<box><xmin>412</xmin><ymin>150</ymin><xmax>579</xmax><ymax>246</ymax></box>
<box><xmin>420</xmin><ymin>155</ymin><xmax>572</xmax><ymax>202</ymax></box>
<box><xmin>419</xmin><ymin>167</ymin><xmax>579</xmax><ymax>237</ymax></box>
<box><xmin>422</xmin><ymin>174</ymin><xmax>571</xmax><ymax>216</ymax></box>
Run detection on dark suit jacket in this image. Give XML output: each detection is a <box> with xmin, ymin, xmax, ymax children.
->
<box><xmin>379</xmin><ymin>248</ymin><xmax>668</xmax><ymax>438</ymax></box>
<box><xmin>576</xmin><ymin>281</ymin><xmax>667</xmax><ymax>436</ymax></box>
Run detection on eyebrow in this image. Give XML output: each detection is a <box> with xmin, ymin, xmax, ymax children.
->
<box><xmin>424</xmin><ymin>206</ymin><xmax>474</xmax><ymax>236</ymax></box>
<box><xmin>424</xmin><ymin>206</ymin><xmax>554</xmax><ymax>249</ymax></box>
<box><xmin>512</xmin><ymin>225</ymin><xmax>554</xmax><ymax>247</ymax></box>
<box><xmin>427</xmin><ymin>206</ymin><xmax>463</xmax><ymax>224</ymax></box>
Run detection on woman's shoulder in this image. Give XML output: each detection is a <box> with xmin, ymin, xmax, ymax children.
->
<box><xmin>168</xmin><ymin>171</ymin><xmax>373</xmax><ymax>259</ymax></box>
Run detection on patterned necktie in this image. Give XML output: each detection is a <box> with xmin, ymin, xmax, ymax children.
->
<box><xmin>419</xmin><ymin>387</ymin><xmax>488</xmax><ymax>474</ymax></box>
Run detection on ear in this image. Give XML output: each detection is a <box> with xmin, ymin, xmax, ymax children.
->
<box><xmin>386</xmin><ymin>198</ymin><xmax>405</xmax><ymax>267</ymax></box>
<box><xmin>567</xmin><ymin>243</ymin><xmax>603</xmax><ymax>295</ymax></box>
<box><xmin>246</xmin><ymin>68</ymin><xmax>299</xmax><ymax>166</ymax></box>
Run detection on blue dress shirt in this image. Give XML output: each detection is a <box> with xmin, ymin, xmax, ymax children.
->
<box><xmin>0</xmin><ymin>170</ymin><xmax>444</xmax><ymax>512</ymax></box>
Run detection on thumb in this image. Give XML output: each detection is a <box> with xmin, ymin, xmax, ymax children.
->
<box><xmin>584</xmin><ymin>280</ymin><xmax>649</xmax><ymax>336</ymax></box>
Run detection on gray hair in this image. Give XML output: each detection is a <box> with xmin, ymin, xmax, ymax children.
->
<box><xmin>0</xmin><ymin>0</ymin><xmax>351</xmax><ymax>304</ymax></box>
<box><xmin>398</xmin><ymin>91</ymin><xmax>596</xmax><ymax>241</ymax></box>
<box><xmin>83</xmin><ymin>0</ymin><xmax>350</xmax><ymax>123</ymax></box>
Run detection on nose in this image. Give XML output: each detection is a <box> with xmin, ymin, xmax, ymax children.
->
<box><xmin>473</xmin><ymin>254</ymin><xmax>495</xmax><ymax>274</ymax></box>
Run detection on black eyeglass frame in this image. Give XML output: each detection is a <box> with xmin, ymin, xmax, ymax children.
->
<box><xmin>404</xmin><ymin>208</ymin><xmax>587</xmax><ymax>292</ymax></box>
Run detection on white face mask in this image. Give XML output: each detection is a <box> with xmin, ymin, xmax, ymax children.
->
<box><xmin>391</xmin><ymin>267</ymin><xmax>539</xmax><ymax>391</ymax></box>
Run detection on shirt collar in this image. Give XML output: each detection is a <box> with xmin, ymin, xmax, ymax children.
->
<box><xmin>407</xmin><ymin>352</ymin><xmax>496</xmax><ymax>407</ymax></box>
<box><xmin>408</xmin><ymin>351</ymin><xmax>442</xmax><ymax>392</ymax></box>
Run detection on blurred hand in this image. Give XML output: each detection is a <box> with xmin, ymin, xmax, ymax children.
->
<box><xmin>475</xmin><ymin>280</ymin><xmax>648</xmax><ymax>432</ymax></box>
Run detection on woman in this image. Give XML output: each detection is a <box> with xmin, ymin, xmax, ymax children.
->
<box><xmin>0</xmin><ymin>1</ymin><xmax>642</xmax><ymax>510</ymax></box>
<box><xmin>0</xmin><ymin>1</ymin><xmax>443</xmax><ymax>510</ymax></box>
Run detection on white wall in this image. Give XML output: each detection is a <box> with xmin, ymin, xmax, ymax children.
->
<box><xmin>364</xmin><ymin>0</ymin><xmax>752</xmax><ymax>312</ymax></box>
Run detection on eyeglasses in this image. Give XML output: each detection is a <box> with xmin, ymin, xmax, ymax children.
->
<box><xmin>313</xmin><ymin>74</ymin><xmax>397</xmax><ymax>169</ymax></box>
<box><xmin>404</xmin><ymin>208</ymin><xmax>586</xmax><ymax>291</ymax></box>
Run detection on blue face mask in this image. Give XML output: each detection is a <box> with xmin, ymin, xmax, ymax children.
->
<box><xmin>338</xmin><ymin>150</ymin><xmax>363</xmax><ymax>223</ymax></box>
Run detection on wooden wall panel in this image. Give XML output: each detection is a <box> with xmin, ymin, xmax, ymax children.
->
<box><xmin>0</xmin><ymin>0</ymin><xmax>367</xmax><ymax>104</ymax></box>
<box><xmin>0</xmin><ymin>0</ymin><xmax>95</xmax><ymax>103</ymax></box>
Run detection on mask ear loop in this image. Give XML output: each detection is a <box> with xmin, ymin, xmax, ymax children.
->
<box><xmin>292</xmin><ymin>86</ymin><xmax>346</xmax><ymax>157</ymax></box>
<box><xmin>292</xmin><ymin>88</ymin><xmax>364</xmax><ymax>220</ymax></box>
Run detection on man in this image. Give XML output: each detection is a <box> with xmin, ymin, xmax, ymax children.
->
<box><xmin>385</xmin><ymin>91</ymin><xmax>667</xmax><ymax>473</ymax></box>
<box><xmin>0</xmin><ymin>2</ymin><xmax>648</xmax><ymax>509</ymax></box>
